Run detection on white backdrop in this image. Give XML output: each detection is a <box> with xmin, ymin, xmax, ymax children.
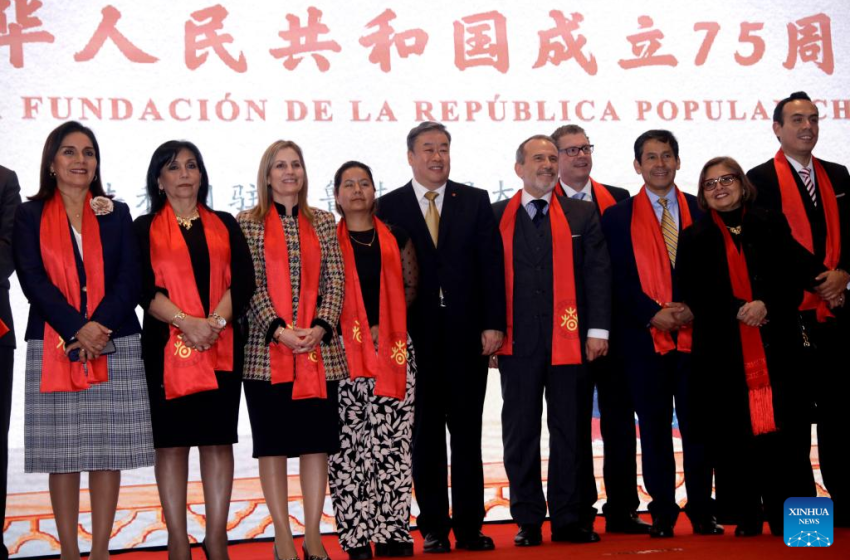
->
<box><xmin>2</xmin><ymin>0</ymin><xmax>848</xmax><ymax>556</ymax></box>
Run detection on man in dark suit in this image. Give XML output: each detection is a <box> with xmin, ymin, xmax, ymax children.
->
<box><xmin>551</xmin><ymin>125</ymin><xmax>646</xmax><ymax>534</ymax></box>
<box><xmin>377</xmin><ymin>122</ymin><xmax>506</xmax><ymax>553</ymax></box>
<box><xmin>601</xmin><ymin>130</ymin><xmax>721</xmax><ymax>538</ymax></box>
<box><xmin>0</xmin><ymin>165</ymin><xmax>21</xmax><ymax>560</ymax></box>
<box><xmin>747</xmin><ymin>91</ymin><xmax>850</xmax><ymax>527</ymax></box>
<box><xmin>493</xmin><ymin>135</ymin><xmax>611</xmax><ymax>547</ymax></box>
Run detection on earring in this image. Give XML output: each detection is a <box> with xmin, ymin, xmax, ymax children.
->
<box><xmin>49</xmin><ymin>169</ymin><xmax>55</xmax><ymax>177</ymax></box>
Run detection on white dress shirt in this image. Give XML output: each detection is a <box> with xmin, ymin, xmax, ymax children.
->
<box><xmin>411</xmin><ymin>178</ymin><xmax>447</xmax><ymax>218</ymax></box>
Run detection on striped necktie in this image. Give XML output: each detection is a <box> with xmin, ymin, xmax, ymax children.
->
<box><xmin>658</xmin><ymin>197</ymin><xmax>678</xmax><ymax>267</ymax></box>
<box><xmin>799</xmin><ymin>167</ymin><xmax>818</xmax><ymax>207</ymax></box>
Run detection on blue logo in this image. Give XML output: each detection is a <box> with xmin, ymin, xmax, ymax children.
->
<box><xmin>784</xmin><ymin>497</ymin><xmax>833</xmax><ymax>547</ymax></box>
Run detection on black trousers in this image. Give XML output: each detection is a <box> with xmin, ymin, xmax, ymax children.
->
<box><xmin>410</xmin><ymin>326</ymin><xmax>488</xmax><ymax>541</ymax></box>
<box><xmin>0</xmin><ymin>347</ymin><xmax>13</xmax><ymax>560</ymax></box>
<box><xmin>624</xmin><ymin>350</ymin><xmax>713</xmax><ymax>524</ymax></box>
<box><xmin>592</xmin><ymin>355</ymin><xmax>639</xmax><ymax>518</ymax></box>
<box><xmin>801</xmin><ymin>310</ymin><xmax>850</xmax><ymax>522</ymax></box>
<box><xmin>499</xmin><ymin>352</ymin><xmax>597</xmax><ymax>530</ymax></box>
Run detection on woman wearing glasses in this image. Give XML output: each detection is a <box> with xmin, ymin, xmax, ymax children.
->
<box><xmin>678</xmin><ymin>157</ymin><xmax>836</xmax><ymax>537</ymax></box>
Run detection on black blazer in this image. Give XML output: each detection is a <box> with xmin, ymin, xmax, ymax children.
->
<box><xmin>747</xmin><ymin>156</ymin><xmax>850</xmax><ymax>272</ymax></box>
<box><xmin>601</xmin><ymin>191</ymin><xmax>703</xmax><ymax>357</ymax></box>
<box><xmin>593</xmin><ymin>183</ymin><xmax>630</xmax><ymax>214</ymax></box>
<box><xmin>678</xmin><ymin>207</ymin><xmax>826</xmax><ymax>437</ymax></box>
<box><xmin>377</xmin><ymin>180</ymin><xmax>506</xmax><ymax>349</ymax></box>
<box><xmin>0</xmin><ymin>166</ymin><xmax>21</xmax><ymax>348</ymax></box>
<box><xmin>492</xmin><ymin>195</ymin><xmax>611</xmax><ymax>356</ymax></box>
<box><xmin>13</xmin><ymin>198</ymin><xmax>142</xmax><ymax>342</ymax></box>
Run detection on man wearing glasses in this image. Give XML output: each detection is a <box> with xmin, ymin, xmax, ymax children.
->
<box><xmin>551</xmin><ymin>125</ymin><xmax>647</xmax><ymax>535</ymax></box>
<box><xmin>747</xmin><ymin>91</ymin><xmax>850</xmax><ymax>527</ymax></box>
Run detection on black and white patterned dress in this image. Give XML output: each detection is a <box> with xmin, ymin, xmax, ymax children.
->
<box><xmin>327</xmin><ymin>225</ymin><xmax>419</xmax><ymax>551</ymax></box>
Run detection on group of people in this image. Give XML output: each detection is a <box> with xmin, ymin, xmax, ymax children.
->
<box><xmin>0</xmin><ymin>90</ymin><xmax>845</xmax><ymax>560</ymax></box>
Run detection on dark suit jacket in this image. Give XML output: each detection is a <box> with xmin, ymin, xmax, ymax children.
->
<box><xmin>593</xmin><ymin>184</ymin><xmax>630</xmax><ymax>214</ymax></box>
<box><xmin>377</xmin><ymin>180</ymin><xmax>506</xmax><ymax>352</ymax></box>
<box><xmin>747</xmin><ymin>156</ymin><xmax>850</xmax><ymax>273</ymax></box>
<box><xmin>678</xmin><ymin>208</ymin><xmax>826</xmax><ymax>438</ymax></box>
<box><xmin>13</xmin><ymin>198</ymin><xmax>141</xmax><ymax>342</ymax></box>
<box><xmin>492</xmin><ymin>195</ymin><xmax>611</xmax><ymax>357</ymax></box>
<box><xmin>601</xmin><ymin>191</ymin><xmax>703</xmax><ymax>358</ymax></box>
<box><xmin>0</xmin><ymin>167</ymin><xmax>21</xmax><ymax>348</ymax></box>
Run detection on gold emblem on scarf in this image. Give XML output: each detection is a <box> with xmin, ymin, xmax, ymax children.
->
<box><xmin>560</xmin><ymin>307</ymin><xmax>579</xmax><ymax>332</ymax></box>
<box><xmin>391</xmin><ymin>340</ymin><xmax>407</xmax><ymax>365</ymax></box>
<box><xmin>57</xmin><ymin>337</ymin><xmax>66</xmax><ymax>350</ymax></box>
<box><xmin>174</xmin><ymin>335</ymin><xmax>192</xmax><ymax>359</ymax></box>
<box><xmin>352</xmin><ymin>320</ymin><xmax>362</xmax><ymax>343</ymax></box>
<box><xmin>308</xmin><ymin>350</ymin><xmax>319</xmax><ymax>363</ymax></box>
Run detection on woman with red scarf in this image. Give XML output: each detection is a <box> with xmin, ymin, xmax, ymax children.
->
<box><xmin>328</xmin><ymin>161</ymin><xmax>418</xmax><ymax>560</ymax></box>
<box><xmin>133</xmin><ymin>140</ymin><xmax>254</xmax><ymax>560</ymax></box>
<box><xmin>13</xmin><ymin>121</ymin><xmax>154</xmax><ymax>560</ymax></box>
<box><xmin>239</xmin><ymin>140</ymin><xmax>347</xmax><ymax>560</ymax></box>
<box><xmin>678</xmin><ymin>157</ymin><xmax>832</xmax><ymax>537</ymax></box>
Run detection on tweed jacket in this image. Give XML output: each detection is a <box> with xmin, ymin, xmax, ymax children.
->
<box><xmin>239</xmin><ymin>206</ymin><xmax>347</xmax><ymax>382</ymax></box>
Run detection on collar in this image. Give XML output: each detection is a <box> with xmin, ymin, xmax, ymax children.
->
<box><xmin>274</xmin><ymin>201</ymin><xmax>299</xmax><ymax>217</ymax></box>
<box><xmin>522</xmin><ymin>188</ymin><xmax>554</xmax><ymax>207</ymax></box>
<box><xmin>411</xmin><ymin>178</ymin><xmax>447</xmax><ymax>201</ymax></box>
<box><xmin>645</xmin><ymin>185</ymin><xmax>678</xmax><ymax>208</ymax></box>
<box><xmin>559</xmin><ymin>178</ymin><xmax>592</xmax><ymax>200</ymax></box>
<box><xmin>784</xmin><ymin>152</ymin><xmax>813</xmax><ymax>175</ymax></box>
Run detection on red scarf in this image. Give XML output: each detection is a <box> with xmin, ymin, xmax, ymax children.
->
<box><xmin>0</xmin><ymin>320</ymin><xmax>7</xmax><ymax>338</ymax></box>
<box><xmin>496</xmin><ymin>192</ymin><xmax>581</xmax><ymax>365</ymax></box>
<box><xmin>264</xmin><ymin>204</ymin><xmax>327</xmax><ymax>399</ymax></box>
<box><xmin>711</xmin><ymin>210</ymin><xmax>777</xmax><ymax>435</ymax></box>
<box><xmin>773</xmin><ymin>150</ymin><xmax>841</xmax><ymax>322</ymax></box>
<box><xmin>337</xmin><ymin>218</ymin><xmax>408</xmax><ymax>399</ymax></box>
<box><xmin>631</xmin><ymin>186</ymin><xmax>693</xmax><ymax>354</ymax></box>
<box><xmin>150</xmin><ymin>203</ymin><xmax>233</xmax><ymax>399</ymax></box>
<box><xmin>39</xmin><ymin>191</ymin><xmax>107</xmax><ymax>392</ymax></box>
<box><xmin>554</xmin><ymin>178</ymin><xmax>618</xmax><ymax>215</ymax></box>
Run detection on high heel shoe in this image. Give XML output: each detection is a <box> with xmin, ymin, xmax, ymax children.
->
<box><xmin>274</xmin><ymin>543</ymin><xmax>300</xmax><ymax>560</ymax></box>
<box><xmin>303</xmin><ymin>542</ymin><xmax>330</xmax><ymax>560</ymax></box>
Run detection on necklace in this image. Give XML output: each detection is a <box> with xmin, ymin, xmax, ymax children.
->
<box><xmin>726</xmin><ymin>225</ymin><xmax>742</xmax><ymax>235</ymax></box>
<box><xmin>176</xmin><ymin>209</ymin><xmax>201</xmax><ymax>230</ymax></box>
<box><xmin>349</xmin><ymin>229</ymin><xmax>377</xmax><ymax>247</ymax></box>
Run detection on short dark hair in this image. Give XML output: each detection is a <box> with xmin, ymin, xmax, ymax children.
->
<box><xmin>145</xmin><ymin>140</ymin><xmax>210</xmax><ymax>214</ymax></box>
<box><xmin>634</xmin><ymin>129</ymin><xmax>679</xmax><ymax>162</ymax></box>
<box><xmin>551</xmin><ymin>124</ymin><xmax>588</xmax><ymax>145</ymax></box>
<box><xmin>333</xmin><ymin>160</ymin><xmax>375</xmax><ymax>216</ymax></box>
<box><xmin>31</xmin><ymin>121</ymin><xmax>108</xmax><ymax>201</ymax></box>
<box><xmin>773</xmin><ymin>91</ymin><xmax>812</xmax><ymax>125</ymax></box>
<box><xmin>406</xmin><ymin>121</ymin><xmax>451</xmax><ymax>152</ymax></box>
<box><xmin>516</xmin><ymin>135</ymin><xmax>557</xmax><ymax>164</ymax></box>
<box><xmin>696</xmin><ymin>156</ymin><xmax>757</xmax><ymax>211</ymax></box>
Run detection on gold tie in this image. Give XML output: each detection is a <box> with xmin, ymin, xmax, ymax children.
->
<box><xmin>424</xmin><ymin>191</ymin><xmax>440</xmax><ymax>246</ymax></box>
<box><xmin>658</xmin><ymin>197</ymin><xmax>678</xmax><ymax>267</ymax></box>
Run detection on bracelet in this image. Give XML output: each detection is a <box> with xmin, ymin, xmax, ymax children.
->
<box><xmin>209</xmin><ymin>312</ymin><xmax>227</xmax><ymax>328</ymax></box>
<box><xmin>171</xmin><ymin>311</ymin><xmax>186</xmax><ymax>328</ymax></box>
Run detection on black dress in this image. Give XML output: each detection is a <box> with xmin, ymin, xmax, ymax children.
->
<box><xmin>678</xmin><ymin>206</ymin><xmax>825</xmax><ymax>530</ymax></box>
<box><xmin>134</xmin><ymin>210</ymin><xmax>254</xmax><ymax>448</ymax></box>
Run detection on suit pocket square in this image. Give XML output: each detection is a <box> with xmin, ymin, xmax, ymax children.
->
<box><xmin>836</xmin><ymin>193</ymin><xmax>846</xmax><ymax>198</ymax></box>
<box><xmin>572</xmin><ymin>234</ymin><xmax>581</xmax><ymax>238</ymax></box>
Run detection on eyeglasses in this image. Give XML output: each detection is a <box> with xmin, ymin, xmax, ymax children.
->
<box><xmin>558</xmin><ymin>145</ymin><xmax>594</xmax><ymax>157</ymax></box>
<box><xmin>702</xmin><ymin>174</ymin><xmax>738</xmax><ymax>191</ymax></box>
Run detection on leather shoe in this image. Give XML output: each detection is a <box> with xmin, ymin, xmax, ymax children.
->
<box><xmin>691</xmin><ymin>516</ymin><xmax>725</xmax><ymax>535</ymax></box>
<box><xmin>455</xmin><ymin>532</ymin><xmax>495</xmax><ymax>551</ymax></box>
<box><xmin>649</xmin><ymin>521</ymin><xmax>675</xmax><ymax>538</ymax></box>
<box><xmin>735</xmin><ymin>523</ymin><xmax>763</xmax><ymax>537</ymax></box>
<box><xmin>347</xmin><ymin>545</ymin><xmax>373</xmax><ymax>560</ymax></box>
<box><xmin>551</xmin><ymin>524</ymin><xmax>601</xmax><ymax>544</ymax></box>
<box><xmin>422</xmin><ymin>533</ymin><xmax>451</xmax><ymax>554</ymax></box>
<box><xmin>375</xmin><ymin>541</ymin><xmax>413</xmax><ymax>557</ymax></box>
<box><xmin>606</xmin><ymin>512</ymin><xmax>651</xmax><ymax>534</ymax></box>
<box><xmin>514</xmin><ymin>525</ymin><xmax>543</xmax><ymax>547</ymax></box>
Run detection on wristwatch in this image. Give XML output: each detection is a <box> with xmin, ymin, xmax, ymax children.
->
<box><xmin>209</xmin><ymin>312</ymin><xmax>227</xmax><ymax>328</ymax></box>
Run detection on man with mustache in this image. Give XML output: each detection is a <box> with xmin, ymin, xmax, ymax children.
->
<box><xmin>492</xmin><ymin>135</ymin><xmax>611</xmax><ymax>546</ymax></box>
<box><xmin>601</xmin><ymin>130</ymin><xmax>720</xmax><ymax>538</ymax></box>
<box><xmin>377</xmin><ymin>122</ymin><xmax>506</xmax><ymax>553</ymax></box>
<box><xmin>747</xmin><ymin>91</ymin><xmax>850</xmax><ymax>527</ymax></box>
<box><xmin>551</xmin><ymin>125</ymin><xmax>646</xmax><ymax>534</ymax></box>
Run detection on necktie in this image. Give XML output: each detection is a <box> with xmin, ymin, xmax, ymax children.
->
<box><xmin>799</xmin><ymin>167</ymin><xmax>818</xmax><ymax>207</ymax></box>
<box><xmin>424</xmin><ymin>191</ymin><xmax>440</xmax><ymax>246</ymax></box>
<box><xmin>658</xmin><ymin>197</ymin><xmax>678</xmax><ymax>267</ymax></box>
<box><xmin>572</xmin><ymin>192</ymin><xmax>587</xmax><ymax>201</ymax></box>
<box><xmin>530</xmin><ymin>199</ymin><xmax>548</xmax><ymax>228</ymax></box>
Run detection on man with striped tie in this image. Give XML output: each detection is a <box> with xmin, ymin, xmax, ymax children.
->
<box><xmin>601</xmin><ymin>130</ymin><xmax>720</xmax><ymax>538</ymax></box>
<box><xmin>747</xmin><ymin>92</ymin><xmax>850</xmax><ymax>527</ymax></box>
<box><xmin>550</xmin><ymin>126</ymin><xmax>647</xmax><ymax>535</ymax></box>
